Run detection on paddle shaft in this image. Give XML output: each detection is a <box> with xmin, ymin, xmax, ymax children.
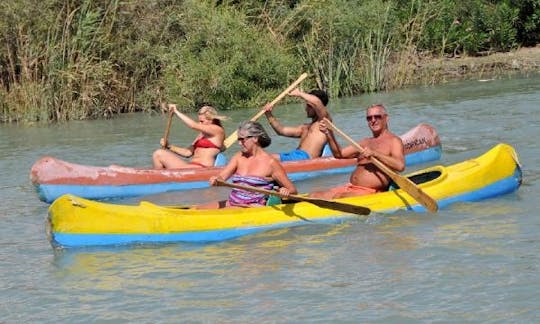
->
<box><xmin>161</xmin><ymin>107</ymin><xmax>175</xmax><ymax>149</ymax></box>
<box><xmin>223</xmin><ymin>72</ymin><xmax>308</xmax><ymax>149</ymax></box>
<box><xmin>216</xmin><ymin>180</ymin><xmax>370</xmax><ymax>216</ymax></box>
<box><xmin>323</xmin><ymin>118</ymin><xmax>438</xmax><ymax>212</ymax></box>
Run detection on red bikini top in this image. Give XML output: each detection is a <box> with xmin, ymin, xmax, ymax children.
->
<box><xmin>193</xmin><ymin>137</ymin><xmax>220</xmax><ymax>149</ymax></box>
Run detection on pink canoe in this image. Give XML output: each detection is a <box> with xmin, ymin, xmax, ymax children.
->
<box><xmin>31</xmin><ymin>123</ymin><xmax>441</xmax><ymax>203</ymax></box>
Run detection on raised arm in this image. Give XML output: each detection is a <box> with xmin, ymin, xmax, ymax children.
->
<box><xmin>263</xmin><ymin>103</ymin><xmax>307</xmax><ymax>138</ymax></box>
<box><xmin>170</xmin><ymin>104</ymin><xmax>223</xmax><ymax>137</ymax></box>
<box><xmin>289</xmin><ymin>88</ymin><xmax>329</xmax><ymax>120</ymax></box>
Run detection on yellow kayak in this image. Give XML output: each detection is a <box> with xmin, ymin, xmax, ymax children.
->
<box><xmin>47</xmin><ymin>143</ymin><xmax>521</xmax><ymax>248</ymax></box>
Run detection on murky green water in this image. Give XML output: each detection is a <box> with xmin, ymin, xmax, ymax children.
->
<box><xmin>1</xmin><ymin>74</ymin><xmax>539</xmax><ymax>322</ymax></box>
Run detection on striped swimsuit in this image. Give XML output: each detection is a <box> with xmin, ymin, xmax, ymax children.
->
<box><xmin>228</xmin><ymin>174</ymin><xmax>275</xmax><ymax>207</ymax></box>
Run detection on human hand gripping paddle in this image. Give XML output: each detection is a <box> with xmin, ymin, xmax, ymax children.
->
<box><xmin>161</xmin><ymin>104</ymin><xmax>175</xmax><ymax>149</ymax></box>
<box><xmin>215</xmin><ymin>179</ymin><xmax>370</xmax><ymax>216</ymax></box>
<box><xmin>323</xmin><ymin>118</ymin><xmax>439</xmax><ymax>212</ymax></box>
<box><xmin>223</xmin><ymin>72</ymin><xmax>309</xmax><ymax>149</ymax></box>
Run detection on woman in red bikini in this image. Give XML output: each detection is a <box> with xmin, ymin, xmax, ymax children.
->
<box><xmin>152</xmin><ymin>104</ymin><xmax>227</xmax><ymax>169</ymax></box>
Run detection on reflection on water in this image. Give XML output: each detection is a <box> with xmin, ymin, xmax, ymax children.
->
<box><xmin>52</xmin><ymin>223</ymin><xmax>353</xmax><ymax>275</ymax></box>
<box><xmin>434</xmin><ymin>203</ymin><xmax>520</xmax><ymax>256</ymax></box>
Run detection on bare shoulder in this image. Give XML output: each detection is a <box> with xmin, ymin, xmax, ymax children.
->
<box><xmin>382</xmin><ymin>131</ymin><xmax>402</xmax><ymax>142</ymax></box>
<box><xmin>389</xmin><ymin>132</ymin><xmax>404</xmax><ymax>144</ymax></box>
<box><xmin>358</xmin><ymin>137</ymin><xmax>371</xmax><ymax>146</ymax></box>
<box><xmin>386</xmin><ymin>132</ymin><xmax>404</xmax><ymax>154</ymax></box>
<box><xmin>268</xmin><ymin>153</ymin><xmax>285</xmax><ymax>169</ymax></box>
<box><xmin>202</xmin><ymin>123</ymin><xmax>224</xmax><ymax>135</ymax></box>
<box><xmin>230</xmin><ymin>152</ymin><xmax>243</xmax><ymax>162</ymax></box>
<box><xmin>267</xmin><ymin>151</ymin><xmax>281</xmax><ymax>163</ymax></box>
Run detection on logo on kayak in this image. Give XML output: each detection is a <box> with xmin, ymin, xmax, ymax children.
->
<box><xmin>404</xmin><ymin>137</ymin><xmax>429</xmax><ymax>150</ymax></box>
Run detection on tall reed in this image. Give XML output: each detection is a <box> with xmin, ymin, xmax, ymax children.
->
<box><xmin>0</xmin><ymin>0</ymin><xmax>536</xmax><ymax>123</ymax></box>
<box><xmin>386</xmin><ymin>0</ymin><xmax>440</xmax><ymax>89</ymax></box>
<box><xmin>0</xmin><ymin>0</ymin><xmax>127</xmax><ymax>122</ymax></box>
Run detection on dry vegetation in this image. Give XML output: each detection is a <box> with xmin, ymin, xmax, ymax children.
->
<box><xmin>411</xmin><ymin>45</ymin><xmax>540</xmax><ymax>84</ymax></box>
<box><xmin>1</xmin><ymin>1</ymin><xmax>539</xmax><ymax>123</ymax></box>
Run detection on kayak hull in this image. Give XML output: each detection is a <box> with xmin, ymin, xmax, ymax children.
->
<box><xmin>33</xmin><ymin>123</ymin><xmax>441</xmax><ymax>203</ymax></box>
<box><xmin>47</xmin><ymin>143</ymin><xmax>521</xmax><ymax>248</ymax></box>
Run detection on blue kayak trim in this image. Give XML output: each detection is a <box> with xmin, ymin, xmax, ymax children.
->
<box><xmin>50</xmin><ymin>163</ymin><xmax>520</xmax><ymax>248</ymax></box>
<box><xmin>37</xmin><ymin>146</ymin><xmax>442</xmax><ymax>203</ymax></box>
<box><xmin>403</xmin><ymin>166</ymin><xmax>522</xmax><ymax>212</ymax></box>
<box><xmin>405</xmin><ymin>145</ymin><xmax>442</xmax><ymax>166</ymax></box>
<box><xmin>50</xmin><ymin>216</ymin><xmax>351</xmax><ymax>248</ymax></box>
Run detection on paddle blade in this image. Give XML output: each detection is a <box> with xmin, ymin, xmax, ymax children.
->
<box><xmin>216</xmin><ymin>179</ymin><xmax>370</xmax><ymax>216</ymax></box>
<box><xmin>303</xmin><ymin>198</ymin><xmax>371</xmax><ymax>215</ymax></box>
<box><xmin>162</xmin><ymin>106</ymin><xmax>174</xmax><ymax>148</ymax></box>
<box><xmin>388</xmin><ymin>175</ymin><xmax>438</xmax><ymax>212</ymax></box>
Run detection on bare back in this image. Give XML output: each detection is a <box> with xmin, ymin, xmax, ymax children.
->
<box><xmin>264</xmin><ymin>88</ymin><xmax>330</xmax><ymax>159</ymax></box>
<box><xmin>297</xmin><ymin>121</ymin><xmax>328</xmax><ymax>158</ymax></box>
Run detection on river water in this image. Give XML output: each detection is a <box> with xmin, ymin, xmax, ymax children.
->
<box><xmin>1</xmin><ymin>74</ymin><xmax>539</xmax><ymax>322</ymax></box>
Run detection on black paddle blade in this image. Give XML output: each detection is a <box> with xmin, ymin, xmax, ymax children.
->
<box><xmin>216</xmin><ymin>179</ymin><xmax>370</xmax><ymax>215</ymax></box>
<box><xmin>306</xmin><ymin>198</ymin><xmax>371</xmax><ymax>216</ymax></box>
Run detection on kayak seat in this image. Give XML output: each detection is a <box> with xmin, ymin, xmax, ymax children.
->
<box><xmin>388</xmin><ymin>170</ymin><xmax>442</xmax><ymax>191</ymax></box>
<box><xmin>266</xmin><ymin>195</ymin><xmax>282</xmax><ymax>206</ymax></box>
<box><xmin>214</xmin><ymin>153</ymin><xmax>228</xmax><ymax>167</ymax></box>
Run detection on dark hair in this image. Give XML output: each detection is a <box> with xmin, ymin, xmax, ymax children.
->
<box><xmin>237</xmin><ymin>121</ymin><xmax>272</xmax><ymax>148</ymax></box>
<box><xmin>309</xmin><ymin>89</ymin><xmax>329</xmax><ymax>106</ymax></box>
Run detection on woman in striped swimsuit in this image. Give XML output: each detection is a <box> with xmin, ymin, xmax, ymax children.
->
<box><xmin>152</xmin><ymin>104</ymin><xmax>227</xmax><ymax>169</ymax></box>
<box><xmin>198</xmin><ymin>121</ymin><xmax>297</xmax><ymax>209</ymax></box>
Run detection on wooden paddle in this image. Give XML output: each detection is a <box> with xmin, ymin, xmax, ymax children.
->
<box><xmin>223</xmin><ymin>72</ymin><xmax>309</xmax><ymax>149</ymax></box>
<box><xmin>323</xmin><ymin>118</ymin><xmax>438</xmax><ymax>212</ymax></box>
<box><xmin>161</xmin><ymin>105</ymin><xmax>175</xmax><ymax>149</ymax></box>
<box><xmin>216</xmin><ymin>179</ymin><xmax>370</xmax><ymax>216</ymax></box>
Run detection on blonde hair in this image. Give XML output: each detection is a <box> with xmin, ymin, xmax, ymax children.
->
<box><xmin>198</xmin><ymin>106</ymin><xmax>228</xmax><ymax>122</ymax></box>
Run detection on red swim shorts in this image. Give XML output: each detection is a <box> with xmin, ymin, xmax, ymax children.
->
<box><xmin>327</xmin><ymin>183</ymin><xmax>379</xmax><ymax>197</ymax></box>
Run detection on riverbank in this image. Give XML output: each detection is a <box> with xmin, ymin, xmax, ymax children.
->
<box><xmin>412</xmin><ymin>45</ymin><xmax>540</xmax><ymax>84</ymax></box>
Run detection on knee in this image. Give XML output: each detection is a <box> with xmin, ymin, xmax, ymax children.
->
<box><xmin>310</xmin><ymin>191</ymin><xmax>333</xmax><ymax>200</ymax></box>
<box><xmin>153</xmin><ymin>149</ymin><xmax>165</xmax><ymax>160</ymax></box>
<box><xmin>310</xmin><ymin>191</ymin><xmax>323</xmax><ymax>198</ymax></box>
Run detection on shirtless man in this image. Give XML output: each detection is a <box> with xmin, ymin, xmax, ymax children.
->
<box><xmin>312</xmin><ymin>104</ymin><xmax>405</xmax><ymax>199</ymax></box>
<box><xmin>263</xmin><ymin>88</ymin><xmax>330</xmax><ymax>161</ymax></box>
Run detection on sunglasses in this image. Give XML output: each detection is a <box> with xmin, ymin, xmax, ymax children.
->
<box><xmin>366</xmin><ymin>114</ymin><xmax>384</xmax><ymax>121</ymax></box>
<box><xmin>238</xmin><ymin>136</ymin><xmax>254</xmax><ymax>142</ymax></box>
